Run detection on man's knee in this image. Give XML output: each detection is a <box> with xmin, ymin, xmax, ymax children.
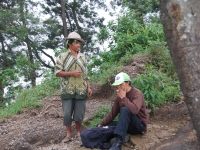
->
<box><xmin>120</xmin><ymin>107</ymin><xmax>130</xmax><ymax>113</ymax></box>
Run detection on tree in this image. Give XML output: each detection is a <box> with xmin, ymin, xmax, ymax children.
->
<box><xmin>0</xmin><ymin>0</ymin><xmax>19</xmax><ymax>102</ymax></box>
<box><xmin>160</xmin><ymin>0</ymin><xmax>200</xmax><ymax>141</ymax></box>
<box><xmin>0</xmin><ymin>0</ymin><xmax>107</xmax><ymax>104</ymax></box>
<box><xmin>0</xmin><ymin>0</ymin><xmax>60</xmax><ymax>103</ymax></box>
<box><xmin>110</xmin><ymin>0</ymin><xmax>160</xmax><ymax>23</ymax></box>
<box><xmin>42</xmin><ymin>0</ymin><xmax>106</xmax><ymax>56</ymax></box>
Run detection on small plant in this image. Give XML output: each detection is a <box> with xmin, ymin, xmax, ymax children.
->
<box><xmin>87</xmin><ymin>105</ymin><xmax>111</xmax><ymax>127</ymax></box>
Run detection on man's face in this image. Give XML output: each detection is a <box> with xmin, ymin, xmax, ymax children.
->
<box><xmin>115</xmin><ymin>82</ymin><xmax>126</xmax><ymax>91</ymax></box>
<box><xmin>69</xmin><ymin>40</ymin><xmax>81</xmax><ymax>52</ymax></box>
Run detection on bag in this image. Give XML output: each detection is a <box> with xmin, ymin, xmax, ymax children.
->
<box><xmin>80</xmin><ymin>126</ymin><xmax>115</xmax><ymax>149</ymax></box>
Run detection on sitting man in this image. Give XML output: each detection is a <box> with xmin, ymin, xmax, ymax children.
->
<box><xmin>98</xmin><ymin>72</ymin><xmax>148</xmax><ymax>150</ymax></box>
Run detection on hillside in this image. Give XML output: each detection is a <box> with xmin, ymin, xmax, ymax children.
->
<box><xmin>0</xmin><ymin>58</ymin><xmax>199</xmax><ymax>150</ymax></box>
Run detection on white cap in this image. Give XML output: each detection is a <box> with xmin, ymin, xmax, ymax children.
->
<box><xmin>112</xmin><ymin>72</ymin><xmax>131</xmax><ymax>86</ymax></box>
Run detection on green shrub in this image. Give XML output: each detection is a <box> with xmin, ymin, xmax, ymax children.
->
<box><xmin>132</xmin><ymin>66</ymin><xmax>180</xmax><ymax>111</ymax></box>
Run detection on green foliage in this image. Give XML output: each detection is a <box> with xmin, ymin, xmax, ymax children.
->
<box><xmin>41</xmin><ymin>69</ymin><xmax>60</xmax><ymax>90</ymax></box>
<box><xmin>132</xmin><ymin>66</ymin><xmax>180</xmax><ymax>111</ymax></box>
<box><xmin>0</xmin><ymin>69</ymin><xmax>21</xmax><ymax>104</ymax></box>
<box><xmin>146</xmin><ymin>43</ymin><xmax>177</xmax><ymax>79</ymax></box>
<box><xmin>119</xmin><ymin>51</ymin><xmax>134</xmax><ymax>64</ymax></box>
<box><xmin>110</xmin><ymin>0</ymin><xmax>160</xmax><ymax>23</ymax></box>
<box><xmin>89</xmin><ymin>10</ymin><xmax>166</xmax><ymax>87</ymax></box>
<box><xmin>107</xmin><ymin>11</ymin><xmax>145</xmax><ymax>61</ymax></box>
<box><xmin>87</xmin><ymin>105</ymin><xmax>111</xmax><ymax>127</ymax></box>
<box><xmin>1</xmin><ymin>69</ymin><xmax>19</xmax><ymax>87</ymax></box>
<box><xmin>0</xmin><ymin>70</ymin><xmax>60</xmax><ymax>121</ymax></box>
<box><xmin>98</xmin><ymin>27</ymin><xmax>109</xmax><ymax>44</ymax></box>
<box><xmin>42</xmin><ymin>0</ymin><xmax>106</xmax><ymax>55</ymax></box>
<box><xmin>88</xmin><ymin>49</ymin><xmax>135</xmax><ymax>85</ymax></box>
<box><xmin>54</xmin><ymin>48</ymin><xmax>68</xmax><ymax>57</ymax></box>
<box><xmin>88</xmin><ymin>62</ymin><xmax>123</xmax><ymax>85</ymax></box>
<box><xmin>97</xmin><ymin>10</ymin><xmax>165</xmax><ymax>64</ymax></box>
<box><xmin>0</xmin><ymin>0</ymin><xmax>108</xmax><ymax>116</ymax></box>
<box><xmin>16</xmin><ymin>55</ymin><xmax>41</xmax><ymax>80</ymax></box>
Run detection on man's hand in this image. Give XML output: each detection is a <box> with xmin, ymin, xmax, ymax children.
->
<box><xmin>117</xmin><ymin>88</ymin><xmax>126</xmax><ymax>99</ymax></box>
<box><xmin>72</xmin><ymin>70</ymin><xmax>82</xmax><ymax>77</ymax></box>
<box><xmin>87</xmin><ymin>88</ymin><xmax>92</xmax><ymax>97</ymax></box>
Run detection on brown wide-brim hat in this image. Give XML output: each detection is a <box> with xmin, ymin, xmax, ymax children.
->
<box><xmin>65</xmin><ymin>32</ymin><xmax>85</xmax><ymax>44</ymax></box>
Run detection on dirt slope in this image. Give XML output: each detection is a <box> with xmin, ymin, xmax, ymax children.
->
<box><xmin>0</xmin><ymin>58</ymin><xmax>200</xmax><ymax>150</ymax></box>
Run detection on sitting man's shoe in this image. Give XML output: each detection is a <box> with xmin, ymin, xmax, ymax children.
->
<box><xmin>110</xmin><ymin>135</ymin><xmax>130</xmax><ymax>145</ymax></box>
<box><xmin>109</xmin><ymin>135</ymin><xmax>123</xmax><ymax>150</ymax></box>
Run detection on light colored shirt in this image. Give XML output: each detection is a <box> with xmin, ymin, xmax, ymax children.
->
<box><xmin>54</xmin><ymin>49</ymin><xmax>89</xmax><ymax>99</ymax></box>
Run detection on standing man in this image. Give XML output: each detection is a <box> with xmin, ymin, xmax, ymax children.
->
<box><xmin>55</xmin><ymin>32</ymin><xmax>92</xmax><ymax>143</ymax></box>
<box><xmin>98</xmin><ymin>72</ymin><xmax>148</xmax><ymax>150</ymax></box>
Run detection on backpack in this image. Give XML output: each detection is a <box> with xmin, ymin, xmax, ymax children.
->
<box><xmin>80</xmin><ymin>126</ymin><xmax>115</xmax><ymax>149</ymax></box>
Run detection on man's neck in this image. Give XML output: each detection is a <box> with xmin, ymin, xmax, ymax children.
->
<box><xmin>69</xmin><ymin>49</ymin><xmax>78</xmax><ymax>57</ymax></box>
<box><xmin>126</xmin><ymin>86</ymin><xmax>131</xmax><ymax>93</ymax></box>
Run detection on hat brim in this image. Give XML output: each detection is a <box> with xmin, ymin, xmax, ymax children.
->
<box><xmin>112</xmin><ymin>81</ymin><xmax>124</xmax><ymax>86</ymax></box>
<box><xmin>65</xmin><ymin>37</ymin><xmax>85</xmax><ymax>44</ymax></box>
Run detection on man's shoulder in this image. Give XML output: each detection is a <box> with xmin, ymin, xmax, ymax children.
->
<box><xmin>131</xmin><ymin>87</ymin><xmax>143</xmax><ymax>94</ymax></box>
<box><xmin>56</xmin><ymin>50</ymin><xmax>70</xmax><ymax>59</ymax></box>
<box><xmin>60</xmin><ymin>50</ymin><xmax>70</xmax><ymax>56</ymax></box>
<box><xmin>78</xmin><ymin>53</ymin><xmax>86</xmax><ymax>61</ymax></box>
<box><xmin>78</xmin><ymin>52</ymin><xmax>86</xmax><ymax>57</ymax></box>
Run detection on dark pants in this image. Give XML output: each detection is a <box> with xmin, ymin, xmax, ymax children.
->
<box><xmin>106</xmin><ymin>107</ymin><xmax>145</xmax><ymax>140</ymax></box>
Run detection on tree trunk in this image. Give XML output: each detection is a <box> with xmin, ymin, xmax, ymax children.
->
<box><xmin>60</xmin><ymin>0</ymin><xmax>68</xmax><ymax>37</ymax></box>
<box><xmin>26</xmin><ymin>38</ymin><xmax>36</xmax><ymax>87</ymax></box>
<box><xmin>0</xmin><ymin>77</ymin><xmax>3</xmax><ymax>102</ymax></box>
<box><xmin>0</xmin><ymin>34</ymin><xmax>6</xmax><ymax>102</ymax></box>
<box><xmin>160</xmin><ymin>0</ymin><xmax>200</xmax><ymax>141</ymax></box>
<box><xmin>19</xmin><ymin>1</ymin><xmax>36</xmax><ymax>87</ymax></box>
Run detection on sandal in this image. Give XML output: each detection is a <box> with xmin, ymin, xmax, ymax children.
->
<box><xmin>75</xmin><ymin>135</ymin><xmax>81</xmax><ymax>141</ymax></box>
<box><xmin>62</xmin><ymin>136</ymin><xmax>72</xmax><ymax>143</ymax></box>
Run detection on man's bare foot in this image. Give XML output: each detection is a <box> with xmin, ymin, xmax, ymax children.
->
<box><xmin>75</xmin><ymin>132</ymin><xmax>81</xmax><ymax>140</ymax></box>
<box><xmin>62</xmin><ymin>136</ymin><xmax>73</xmax><ymax>143</ymax></box>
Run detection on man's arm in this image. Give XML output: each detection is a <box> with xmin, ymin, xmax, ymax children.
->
<box><xmin>56</xmin><ymin>70</ymin><xmax>82</xmax><ymax>77</ymax></box>
<box><xmin>86</xmin><ymin>79</ymin><xmax>92</xmax><ymax>96</ymax></box>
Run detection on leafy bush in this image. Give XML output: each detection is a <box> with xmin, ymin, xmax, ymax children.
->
<box><xmin>132</xmin><ymin>66</ymin><xmax>180</xmax><ymax>111</ymax></box>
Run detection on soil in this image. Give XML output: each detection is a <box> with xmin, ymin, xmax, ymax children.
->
<box><xmin>0</xmin><ymin>57</ymin><xmax>200</xmax><ymax>150</ymax></box>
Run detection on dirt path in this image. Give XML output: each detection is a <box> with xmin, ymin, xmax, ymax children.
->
<box><xmin>0</xmin><ymin>87</ymin><xmax>199</xmax><ymax>150</ymax></box>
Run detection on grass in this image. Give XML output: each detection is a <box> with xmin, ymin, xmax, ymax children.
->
<box><xmin>84</xmin><ymin>105</ymin><xmax>111</xmax><ymax>128</ymax></box>
<box><xmin>0</xmin><ymin>73</ymin><xmax>60</xmax><ymax>122</ymax></box>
